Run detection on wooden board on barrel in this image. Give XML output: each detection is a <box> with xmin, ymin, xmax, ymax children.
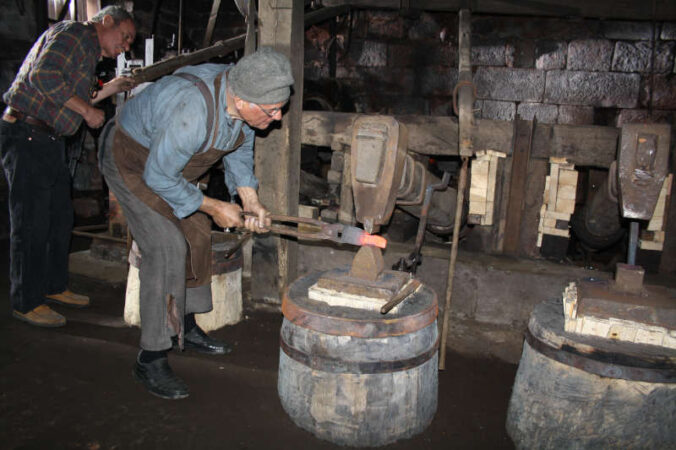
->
<box><xmin>278</xmin><ymin>268</ymin><xmax>439</xmax><ymax>447</ymax></box>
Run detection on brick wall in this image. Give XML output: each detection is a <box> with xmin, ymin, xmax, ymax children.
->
<box><xmin>305</xmin><ymin>11</ymin><xmax>676</xmax><ymax>127</ymax></box>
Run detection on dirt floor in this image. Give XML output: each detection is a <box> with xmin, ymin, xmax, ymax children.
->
<box><xmin>0</xmin><ymin>238</ymin><xmax>518</xmax><ymax>450</ymax></box>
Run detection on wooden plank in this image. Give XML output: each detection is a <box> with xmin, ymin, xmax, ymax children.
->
<box><xmin>301</xmin><ymin>111</ymin><xmax>619</xmax><ymax>167</ymax></box>
<box><xmin>318</xmin><ymin>0</ymin><xmax>676</xmax><ymax>20</ymax></box>
<box><xmin>503</xmin><ymin>119</ymin><xmax>534</xmax><ymax>254</ymax></box>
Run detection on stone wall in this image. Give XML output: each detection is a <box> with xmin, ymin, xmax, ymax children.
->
<box><xmin>305</xmin><ymin>12</ymin><xmax>676</xmax><ymax>127</ymax></box>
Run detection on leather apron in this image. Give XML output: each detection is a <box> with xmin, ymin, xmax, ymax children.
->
<box><xmin>112</xmin><ymin>72</ymin><xmax>244</xmax><ymax>288</ymax></box>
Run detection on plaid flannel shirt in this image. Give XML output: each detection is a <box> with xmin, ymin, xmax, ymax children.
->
<box><xmin>3</xmin><ymin>21</ymin><xmax>100</xmax><ymax>137</ymax></box>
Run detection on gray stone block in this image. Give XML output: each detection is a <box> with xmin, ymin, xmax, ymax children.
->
<box><xmin>304</xmin><ymin>61</ymin><xmax>329</xmax><ymax>81</ymax></box>
<box><xmin>616</xmin><ymin>109</ymin><xmax>675</xmax><ymax>127</ymax></box>
<box><xmin>386</xmin><ymin>97</ymin><xmax>428</xmax><ymax>115</ymax></box>
<box><xmin>357</xmin><ymin>41</ymin><xmax>387</xmax><ymax>67</ymax></box>
<box><xmin>660</xmin><ymin>22</ymin><xmax>676</xmax><ymax>40</ymax></box>
<box><xmin>428</xmin><ymin>99</ymin><xmax>455</xmax><ymax>116</ymax></box>
<box><xmin>535</xmin><ymin>41</ymin><xmax>567</xmax><ymax>70</ymax></box>
<box><xmin>611</xmin><ymin>41</ymin><xmax>674</xmax><ymax>73</ymax></box>
<box><xmin>567</xmin><ymin>39</ymin><xmax>613</xmax><ymax>71</ymax></box>
<box><xmin>545</xmin><ymin>70</ymin><xmax>640</xmax><ymax>108</ymax></box>
<box><xmin>656</xmin><ymin>42</ymin><xmax>676</xmax><ymax>73</ymax></box>
<box><xmin>407</xmin><ymin>12</ymin><xmax>442</xmax><ymax>40</ymax></box>
<box><xmin>366</xmin><ymin>11</ymin><xmax>405</xmax><ymax>39</ymax></box>
<box><xmin>650</xmin><ymin>74</ymin><xmax>676</xmax><ymax>109</ymax></box>
<box><xmin>387</xmin><ymin>44</ymin><xmax>414</xmax><ymax>67</ymax></box>
<box><xmin>603</xmin><ymin>21</ymin><xmax>654</xmax><ymax>40</ymax></box>
<box><xmin>505</xmin><ymin>39</ymin><xmax>535</xmax><ymax>69</ymax></box>
<box><xmin>388</xmin><ymin>42</ymin><xmax>456</xmax><ymax>68</ymax></box>
<box><xmin>612</xmin><ymin>41</ymin><xmax>652</xmax><ymax>72</ymax></box>
<box><xmin>558</xmin><ymin>105</ymin><xmax>594</xmax><ymax>125</ymax></box>
<box><xmin>472</xmin><ymin>39</ymin><xmax>506</xmax><ymax>66</ymax></box>
<box><xmin>336</xmin><ymin>67</ymin><xmax>417</xmax><ymax>97</ymax></box>
<box><xmin>516</xmin><ymin>103</ymin><xmax>558</xmax><ymax>124</ymax></box>
<box><xmin>481</xmin><ymin>100</ymin><xmax>516</xmax><ymax>121</ymax></box>
<box><xmin>475</xmin><ymin>67</ymin><xmax>545</xmax><ymax>102</ymax></box>
<box><xmin>420</xmin><ymin>67</ymin><xmax>459</xmax><ymax>96</ymax></box>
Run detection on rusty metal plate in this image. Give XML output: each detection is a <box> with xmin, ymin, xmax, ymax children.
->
<box><xmin>618</xmin><ymin>124</ymin><xmax>671</xmax><ymax>220</ymax></box>
<box><xmin>282</xmin><ymin>268</ymin><xmax>438</xmax><ymax>338</ymax></box>
<box><xmin>351</xmin><ymin>116</ymin><xmax>408</xmax><ymax>233</ymax></box>
<box><xmin>577</xmin><ymin>279</ymin><xmax>676</xmax><ymax>330</ymax></box>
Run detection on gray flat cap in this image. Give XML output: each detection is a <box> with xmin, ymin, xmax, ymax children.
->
<box><xmin>229</xmin><ymin>47</ymin><xmax>294</xmax><ymax>104</ymax></box>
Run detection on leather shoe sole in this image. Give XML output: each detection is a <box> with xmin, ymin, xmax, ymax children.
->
<box><xmin>45</xmin><ymin>290</ymin><xmax>90</xmax><ymax>308</ymax></box>
<box><xmin>12</xmin><ymin>305</ymin><xmax>66</xmax><ymax>327</ymax></box>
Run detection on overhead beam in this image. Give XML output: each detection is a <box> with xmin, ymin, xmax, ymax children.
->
<box><xmin>319</xmin><ymin>0</ymin><xmax>676</xmax><ymax>21</ymax></box>
<box><xmin>301</xmin><ymin>111</ymin><xmax>620</xmax><ymax>168</ymax></box>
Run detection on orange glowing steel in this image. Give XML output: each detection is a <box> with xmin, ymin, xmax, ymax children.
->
<box><xmin>359</xmin><ymin>234</ymin><xmax>387</xmax><ymax>249</ymax></box>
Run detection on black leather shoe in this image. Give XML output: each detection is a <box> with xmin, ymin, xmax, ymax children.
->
<box><xmin>175</xmin><ymin>327</ymin><xmax>232</xmax><ymax>355</ymax></box>
<box><xmin>133</xmin><ymin>353</ymin><xmax>189</xmax><ymax>400</ymax></box>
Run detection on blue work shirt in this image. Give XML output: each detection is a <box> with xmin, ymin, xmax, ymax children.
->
<box><xmin>118</xmin><ymin>63</ymin><xmax>258</xmax><ymax>219</ymax></box>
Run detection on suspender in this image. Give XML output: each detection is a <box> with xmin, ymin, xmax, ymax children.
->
<box><xmin>172</xmin><ymin>71</ymin><xmax>224</xmax><ymax>153</ymax></box>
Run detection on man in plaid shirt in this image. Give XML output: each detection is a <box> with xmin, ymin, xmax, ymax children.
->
<box><xmin>1</xmin><ymin>5</ymin><xmax>136</xmax><ymax>327</ymax></box>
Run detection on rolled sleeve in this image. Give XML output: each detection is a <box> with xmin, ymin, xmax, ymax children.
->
<box><xmin>223</xmin><ymin>127</ymin><xmax>258</xmax><ymax>197</ymax></box>
<box><xmin>143</xmin><ymin>96</ymin><xmax>208</xmax><ymax>218</ymax></box>
<box><xmin>29</xmin><ymin>32</ymin><xmax>81</xmax><ymax>106</ymax></box>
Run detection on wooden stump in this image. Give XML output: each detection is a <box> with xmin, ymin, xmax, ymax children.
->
<box><xmin>506</xmin><ymin>299</ymin><xmax>676</xmax><ymax>449</ymax></box>
<box><xmin>278</xmin><ymin>269</ymin><xmax>439</xmax><ymax>447</ymax></box>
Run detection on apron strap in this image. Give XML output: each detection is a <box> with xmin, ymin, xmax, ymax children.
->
<box><xmin>172</xmin><ymin>72</ymin><xmax>214</xmax><ymax>154</ymax></box>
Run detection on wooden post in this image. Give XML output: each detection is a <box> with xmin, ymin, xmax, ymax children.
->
<box><xmin>503</xmin><ymin>119</ymin><xmax>535</xmax><ymax>255</ymax></box>
<box><xmin>202</xmin><ymin>0</ymin><xmax>222</xmax><ymax>48</ymax></box>
<box><xmin>457</xmin><ymin>9</ymin><xmax>474</xmax><ymax>157</ymax></box>
<box><xmin>253</xmin><ymin>0</ymin><xmax>304</xmax><ymax>302</ymax></box>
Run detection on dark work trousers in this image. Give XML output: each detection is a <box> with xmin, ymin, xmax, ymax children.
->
<box><xmin>99</xmin><ymin>129</ymin><xmax>212</xmax><ymax>351</ymax></box>
<box><xmin>0</xmin><ymin>119</ymin><xmax>73</xmax><ymax>313</ymax></box>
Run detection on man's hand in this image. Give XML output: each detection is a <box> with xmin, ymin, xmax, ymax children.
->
<box><xmin>237</xmin><ymin>186</ymin><xmax>270</xmax><ymax>233</ymax></box>
<box><xmin>92</xmin><ymin>76</ymin><xmax>137</xmax><ymax>104</ymax></box>
<box><xmin>64</xmin><ymin>96</ymin><xmax>105</xmax><ymax>128</ymax></box>
<box><xmin>83</xmin><ymin>106</ymin><xmax>105</xmax><ymax>128</ymax></box>
<box><xmin>106</xmin><ymin>76</ymin><xmax>136</xmax><ymax>93</ymax></box>
<box><xmin>199</xmin><ymin>196</ymin><xmax>244</xmax><ymax>229</ymax></box>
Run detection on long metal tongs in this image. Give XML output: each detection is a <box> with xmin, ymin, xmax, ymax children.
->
<box><xmin>241</xmin><ymin>212</ymin><xmax>387</xmax><ymax>248</ymax></box>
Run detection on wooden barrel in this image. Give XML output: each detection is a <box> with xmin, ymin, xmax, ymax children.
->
<box><xmin>278</xmin><ymin>269</ymin><xmax>439</xmax><ymax>447</ymax></box>
<box><xmin>506</xmin><ymin>299</ymin><xmax>676</xmax><ymax>449</ymax></box>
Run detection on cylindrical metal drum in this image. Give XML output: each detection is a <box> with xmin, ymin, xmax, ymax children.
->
<box><xmin>278</xmin><ymin>269</ymin><xmax>439</xmax><ymax>447</ymax></box>
<box><xmin>506</xmin><ymin>299</ymin><xmax>676</xmax><ymax>449</ymax></box>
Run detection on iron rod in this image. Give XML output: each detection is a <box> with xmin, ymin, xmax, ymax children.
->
<box><xmin>439</xmin><ymin>156</ymin><xmax>469</xmax><ymax>370</ymax></box>
<box><xmin>628</xmin><ymin>221</ymin><xmax>639</xmax><ymax>265</ymax></box>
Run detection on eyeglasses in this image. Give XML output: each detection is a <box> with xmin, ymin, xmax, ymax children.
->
<box><xmin>253</xmin><ymin>103</ymin><xmax>285</xmax><ymax>118</ymax></box>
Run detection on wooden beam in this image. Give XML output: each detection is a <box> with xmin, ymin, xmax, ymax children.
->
<box><xmin>301</xmin><ymin>111</ymin><xmax>619</xmax><ymax>168</ymax></box>
<box><xmin>253</xmin><ymin>0</ymin><xmax>304</xmax><ymax>301</ymax></box>
<box><xmin>305</xmin><ymin>5</ymin><xmax>350</xmax><ymax>26</ymax></box>
<box><xmin>318</xmin><ymin>0</ymin><xmax>676</xmax><ymax>21</ymax></box>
